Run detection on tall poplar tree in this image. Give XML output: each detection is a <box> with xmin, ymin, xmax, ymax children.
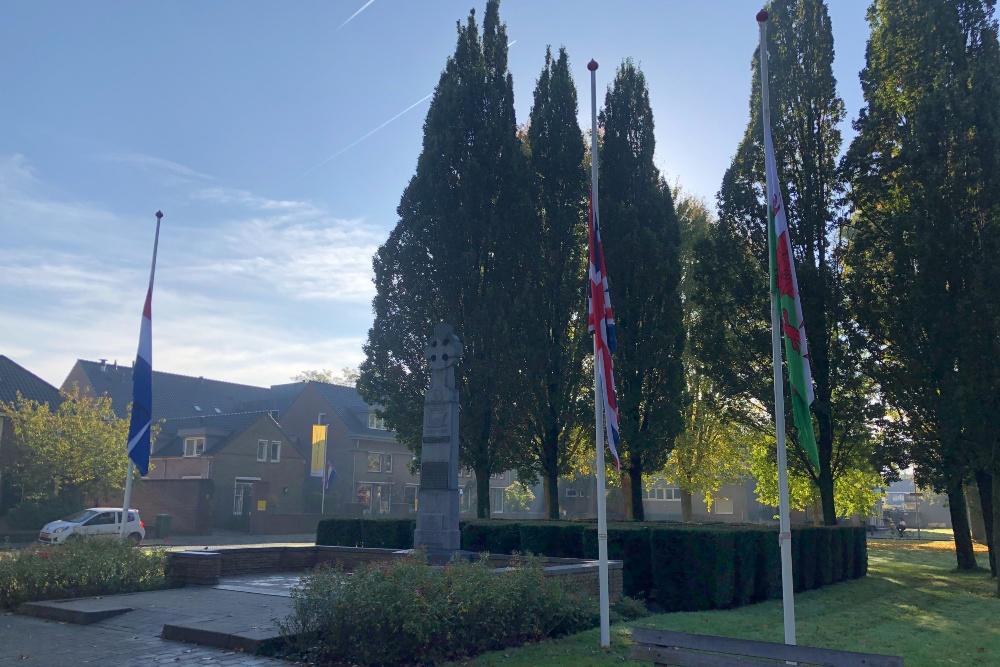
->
<box><xmin>522</xmin><ymin>47</ymin><xmax>589</xmax><ymax>519</ymax></box>
<box><xmin>357</xmin><ymin>1</ymin><xmax>536</xmax><ymax>518</ymax></box>
<box><xmin>690</xmin><ymin>0</ymin><xmax>872</xmax><ymax>525</ymax></box>
<box><xmin>842</xmin><ymin>0</ymin><xmax>1000</xmax><ymax>570</ymax></box>
<box><xmin>598</xmin><ymin>61</ymin><xmax>685</xmax><ymax>521</ymax></box>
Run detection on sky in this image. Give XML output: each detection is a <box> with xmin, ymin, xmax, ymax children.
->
<box><xmin>0</xmin><ymin>1</ymin><xmax>870</xmax><ymax>389</ymax></box>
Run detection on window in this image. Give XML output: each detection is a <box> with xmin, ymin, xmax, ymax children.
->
<box><xmin>356</xmin><ymin>483</ymin><xmax>372</xmax><ymax>508</ymax></box>
<box><xmin>269</xmin><ymin>441</ymin><xmax>281</xmax><ymax>463</ymax></box>
<box><xmin>643</xmin><ymin>486</ymin><xmax>681</xmax><ymax>501</ymax></box>
<box><xmin>367</xmin><ymin>452</ymin><xmax>391</xmax><ymax>472</ymax></box>
<box><xmin>491</xmin><ymin>471</ymin><xmax>507</xmax><ymax>482</ymax></box>
<box><xmin>490</xmin><ymin>487</ymin><xmax>505</xmax><ymax>514</ymax></box>
<box><xmin>257</xmin><ymin>439</ymin><xmax>268</xmax><ymax>462</ymax></box>
<box><xmin>566</xmin><ymin>488</ymin><xmax>586</xmax><ymax>498</ymax></box>
<box><xmin>713</xmin><ymin>497</ymin><xmax>734</xmax><ymax>515</ymax></box>
<box><xmin>87</xmin><ymin>512</ymin><xmax>116</xmax><ymax>526</ymax></box>
<box><xmin>183</xmin><ymin>437</ymin><xmax>206</xmax><ymax>457</ymax></box>
<box><xmin>459</xmin><ymin>486</ymin><xmax>472</xmax><ymax>513</ymax></box>
<box><xmin>404</xmin><ymin>485</ymin><xmax>418</xmax><ymax>512</ymax></box>
<box><xmin>368</xmin><ymin>413</ymin><xmax>388</xmax><ymax>430</ymax></box>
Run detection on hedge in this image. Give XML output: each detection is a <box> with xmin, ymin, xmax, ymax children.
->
<box><xmin>315</xmin><ymin>518</ymin><xmax>866</xmax><ymax>612</ymax></box>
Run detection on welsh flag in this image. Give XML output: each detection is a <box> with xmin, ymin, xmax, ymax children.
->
<box><xmin>763</xmin><ymin>121</ymin><xmax>820</xmax><ymax>471</ymax></box>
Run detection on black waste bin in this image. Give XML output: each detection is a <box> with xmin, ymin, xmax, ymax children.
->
<box><xmin>155</xmin><ymin>513</ymin><xmax>172</xmax><ymax>539</ymax></box>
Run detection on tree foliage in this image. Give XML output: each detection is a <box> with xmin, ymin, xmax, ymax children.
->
<box><xmin>598</xmin><ymin>60</ymin><xmax>685</xmax><ymax>520</ymax></box>
<box><xmin>293</xmin><ymin>367</ymin><xmax>360</xmax><ymax>387</ymax></box>
<box><xmin>842</xmin><ymin>0</ymin><xmax>1000</xmax><ymax>570</ymax></box>
<box><xmin>521</xmin><ymin>46</ymin><xmax>589</xmax><ymax>519</ymax></box>
<box><xmin>1</xmin><ymin>389</ymin><xmax>140</xmax><ymax>506</ymax></box>
<box><xmin>690</xmin><ymin>0</ymin><xmax>882</xmax><ymax>525</ymax></box>
<box><xmin>357</xmin><ymin>0</ymin><xmax>536</xmax><ymax>517</ymax></box>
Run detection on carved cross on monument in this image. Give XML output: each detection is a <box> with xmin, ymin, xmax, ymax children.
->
<box><xmin>413</xmin><ymin>323</ymin><xmax>464</xmax><ymax>560</ymax></box>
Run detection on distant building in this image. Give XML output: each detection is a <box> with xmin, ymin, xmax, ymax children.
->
<box><xmin>0</xmin><ymin>355</ymin><xmax>63</xmax><ymax>512</ymax></box>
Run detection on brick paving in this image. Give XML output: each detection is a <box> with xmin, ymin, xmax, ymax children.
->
<box><xmin>0</xmin><ymin>613</ymin><xmax>291</xmax><ymax>665</ymax></box>
<box><xmin>0</xmin><ymin>584</ymin><xmax>298</xmax><ymax>666</ymax></box>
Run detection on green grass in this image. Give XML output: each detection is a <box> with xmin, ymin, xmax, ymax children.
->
<box><xmin>454</xmin><ymin>543</ymin><xmax>1000</xmax><ymax>667</ymax></box>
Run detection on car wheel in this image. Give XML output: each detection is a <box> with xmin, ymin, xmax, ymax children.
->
<box><xmin>65</xmin><ymin>533</ymin><xmax>80</xmax><ymax>542</ymax></box>
<box><xmin>127</xmin><ymin>533</ymin><xmax>142</xmax><ymax>545</ymax></box>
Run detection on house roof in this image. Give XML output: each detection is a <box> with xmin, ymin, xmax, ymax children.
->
<box><xmin>0</xmin><ymin>355</ymin><xmax>62</xmax><ymax>407</ymax></box>
<box><xmin>65</xmin><ymin>359</ymin><xmax>275</xmax><ymax>420</ymax></box>
<box><xmin>153</xmin><ymin>410</ymin><xmax>286</xmax><ymax>457</ymax></box>
<box><xmin>308</xmin><ymin>381</ymin><xmax>396</xmax><ymax>440</ymax></box>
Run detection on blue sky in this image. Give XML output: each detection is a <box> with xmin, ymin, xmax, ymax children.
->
<box><xmin>0</xmin><ymin>1</ymin><xmax>869</xmax><ymax>388</ymax></box>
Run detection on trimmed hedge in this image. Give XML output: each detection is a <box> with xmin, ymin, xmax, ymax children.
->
<box><xmin>315</xmin><ymin>518</ymin><xmax>866</xmax><ymax>612</ymax></box>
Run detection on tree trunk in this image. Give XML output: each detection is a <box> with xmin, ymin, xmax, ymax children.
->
<box><xmin>975</xmin><ymin>470</ymin><xmax>996</xmax><ymax>576</ymax></box>
<box><xmin>629</xmin><ymin>462</ymin><xmax>645</xmax><ymax>522</ymax></box>
<box><xmin>475</xmin><ymin>465</ymin><xmax>491</xmax><ymax>519</ymax></box>
<box><xmin>817</xmin><ymin>456</ymin><xmax>837</xmax><ymax>525</ymax></box>
<box><xmin>993</xmin><ymin>473</ymin><xmax>1000</xmax><ymax>595</ymax></box>
<box><xmin>544</xmin><ymin>467</ymin><xmax>559</xmax><ymax>520</ymax></box>
<box><xmin>947</xmin><ymin>481</ymin><xmax>979</xmax><ymax>570</ymax></box>
<box><xmin>680</xmin><ymin>489</ymin><xmax>693</xmax><ymax>523</ymax></box>
<box><xmin>967</xmin><ymin>481</ymin><xmax>988</xmax><ymax>543</ymax></box>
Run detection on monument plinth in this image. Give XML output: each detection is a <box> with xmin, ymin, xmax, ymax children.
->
<box><xmin>413</xmin><ymin>323</ymin><xmax>463</xmax><ymax>561</ymax></box>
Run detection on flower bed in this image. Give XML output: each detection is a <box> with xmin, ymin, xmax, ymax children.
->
<box><xmin>0</xmin><ymin>538</ymin><xmax>168</xmax><ymax>609</ymax></box>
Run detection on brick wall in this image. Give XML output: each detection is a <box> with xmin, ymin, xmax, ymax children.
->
<box><xmin>122</xmin><ymin>478</ymin><xmax>213</xmax><ymax>534</ymax></box>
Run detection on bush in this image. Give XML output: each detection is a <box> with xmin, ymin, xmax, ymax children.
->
<box><xmin>519</xmin><ymin>522</ymin><xmax>585</xmax><ymax>558</ymax></box>
<box><xmin>829</xmin><ymin>527</ymin><xmax>845</xmax><ymax>582</ymax></box>
<box><xmin>732</xmin><ymin>529</ymin><xmax>759</xmax><ymax>607</ymax></box>
<box><xmin>316</xmin><ymin>518</ymin><xmax>414</xmax><ymax>549</ymax></box>
<box><xmin>583</xmin><ymin>526</ymin><xmax>653</xmax><ymax>598</ymax></box>
<box><xmin>610</xmin><ymin>596</ymin><xmax>649</xmax><ymax>622</ymax></box>
<box><xmin>754</xmin><ymin>528</ymin><xmax>782</xmax><ymax>600</ymax></box>
<box><xmin>0</xmin><ymin>538</ymin><xmax>167</xmax><ymax>609</ymax></box>
<box><xmin>5</xmin><ymin>490</ymin><xmax>84</xmax><ymax>530</ymax></box>
<box><xmin>853</xmin><ymin>526</ymin><xmax>868</xmax><ymax>578</ymax></box>
<box><xmin>461</xmin><ymin>520</ymin><xmax>521</xmax><ymax>554</ymax></box>
<box><xmin>281</xmin><ymin>554</ymin><xmax>597</xmax><ymax>666</ymax></box>
<box><xmin>816</xmin><ymin>527</ymin><xmax>833</xmax><ymax>586</ymax></box>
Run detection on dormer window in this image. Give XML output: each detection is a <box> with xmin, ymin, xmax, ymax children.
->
<box><xmin>183</xmin><ymin>437</ymin><xmax>206</xmax><ymax>457</ymax></box>
<box><xmin>368</xmin><ymin>413</ymin><xmax>387</xmax><ymax>430</ymax></box>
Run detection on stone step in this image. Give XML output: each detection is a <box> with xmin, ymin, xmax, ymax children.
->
<box><xmin>18</xmin><ymin>598</ymin><xmax>133</xmax><ymax>625</ymax></box>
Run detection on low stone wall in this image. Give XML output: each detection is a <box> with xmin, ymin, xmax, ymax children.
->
<box><xmin>165</xmin><ymin>545</ymin><xmax>623</xmax><ymax>601</ymax></box>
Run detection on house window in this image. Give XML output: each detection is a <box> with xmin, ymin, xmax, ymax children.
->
<box><xmin>404</xmin><ymin>485</ymin><xmax>418</xmax><ymax>512</ymax></box>
<box><xmin>459</xmin><ymin>485</ymin><xmax>472</xmax><ymax>513</ymax></box>
<box><xmin>566</xmin><ymin>488</ymin><xmax>586</xmax><ymax>498</ymax></box>
<box><xmin>269</xmin><ymin>441</ymin><xmax>281</xmax><ymax>463</ymax></box>
<box><xmin>368</xmin><ymin>413</ymin><xmax>388</xmax><ymax>430</ymax></box>
<box><xmin>491</xmin><ymin>471</ymin><xmax>507</xmax><ymax>482</ymax></box>
<box><xmin>490</xmin><ymin>487</ymin><xmax>505</xmax><ymax>514</ymax></box>
<box><xmin>367</xmin><ymin>452</ymin><xmax>391</xmax><ymax>472</ymax></box>
<box><xmin>644</xmin><ymin>486</ymin><xmax>681</xmax><ymax>501</ymax></box>
<box><xmin>713</xmin><ymin>497</ymin><xmax>734</xmax><ymax>515</ymax></box>
<box><xmin>257</xmin><ymin>439</ymin><xmax>268</xmax><ymax>462</ymax></box>
<box><xmin>183</xmin><ymin>437</ymin><xmax>206</xmax><ymax>457</ymax></box>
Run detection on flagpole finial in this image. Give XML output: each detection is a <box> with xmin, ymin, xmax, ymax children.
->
<box><xmin>155</xmin><ymin>210</ymin><xmax>163</xmax><ymax>221</ymax></box>
<box><xmin>756</xmin><ymin>9</ymin><xmax>769</xmax><ymax>22</ymax></box>
<box><xmin>587</xmin><ymin>59</ymin><xmax>598</xmax><ymax>71</ymax></box>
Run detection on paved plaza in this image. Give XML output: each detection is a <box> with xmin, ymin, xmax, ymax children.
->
<box><xmin>0</xmin><ymin>575</ymin><xmax>304</xmax><ymax>666</ymax></box>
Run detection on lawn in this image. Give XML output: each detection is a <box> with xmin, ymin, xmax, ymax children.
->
<box><xmin>456</xmin><ymin>541</ymin><xmax>999</xmax><ymax>667</ymax></box>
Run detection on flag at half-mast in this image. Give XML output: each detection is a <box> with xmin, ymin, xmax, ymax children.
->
<box><xmin>763</xmin><ymin>122</ymin><xmax>820</xmax><ymax>470</ymax></box>
<box><xmin>126</xmin><ymin>211</ymin><xmax>162</xmax><ymax>476</ymax></box>
<box><xmin>587</xmin><ymin>190</ymin><xmax>621</xmax><ymax>470</ymax></box>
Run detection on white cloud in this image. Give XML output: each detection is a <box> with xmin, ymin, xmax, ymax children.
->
<box><xmin>0</xmin><ymin>153</ymin><xmax>379</xmax><ymax>387</ymax></box>
<box><xmin>99</xmin><ymin>152</ymin><xmax>214</xmax><ymax>183</ymax></box>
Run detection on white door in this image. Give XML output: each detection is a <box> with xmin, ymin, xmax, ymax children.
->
<box><xmin>83</xmin><ymin>511</ymin><xmax>119</xmax><ymax>538</ymax></box>
<box><xmin>234</xmin><ymin>481</ymin><xmax>254</xmax><ymax>516</ymax></box>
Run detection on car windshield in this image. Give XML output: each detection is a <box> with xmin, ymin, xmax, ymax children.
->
<box><xmin>62</xmin><ymin>509</ymin><xmax>100</xmax><ymax>523</ymax></box>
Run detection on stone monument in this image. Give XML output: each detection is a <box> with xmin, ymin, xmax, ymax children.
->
<box><xmin>413</xmin><ymin>322</ymin><xmax>463</xmax><ymax>561</ymax></box>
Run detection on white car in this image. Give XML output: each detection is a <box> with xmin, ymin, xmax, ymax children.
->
<box><xmin>38</xmin><ymin>507</ymin><xmax>146</xmax><ymax>545</ymax></box>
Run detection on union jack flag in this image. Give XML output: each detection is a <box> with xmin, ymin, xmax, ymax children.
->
<box><xmin>587</xmin><ymin>190</ymin><xmax>621</xmax><ymax>470</ymax></box>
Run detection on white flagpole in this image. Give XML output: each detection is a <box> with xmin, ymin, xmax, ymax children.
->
<box><xmin>758</xmin><ymin>11</ymin><xmax>796</xmax><ymax>646</ymax></box>
<box><xmin>120</xmin><ymin>210</ymin><xmax>163</xmax><ymax>539</ymax></box>
<box><xmin>588</xmin><ymin>57</ymin><xmax>611</xmax><ymax>650</ymax></box>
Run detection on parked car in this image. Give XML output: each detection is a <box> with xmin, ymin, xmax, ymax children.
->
<box><xmin>38</xmin><ymin>507</ymin><xmax>145</xmax><ymax>545</ymax></box>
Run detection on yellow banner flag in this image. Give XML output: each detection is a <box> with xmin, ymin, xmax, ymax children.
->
<box><xmin>311</xmin><ymin>424</ymin><xmax>328</xmax><ymax>478</ymax></box>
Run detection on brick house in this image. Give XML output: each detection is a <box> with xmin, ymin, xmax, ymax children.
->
<box><xmin>0</xmin><ymin>355</ymin><xmax>63</xmax><ymax>512</ymax></box>
<box><xmin>146</xmin><ymin>411</ymin><xmax>305</xmax><ymax>527</ymax></box>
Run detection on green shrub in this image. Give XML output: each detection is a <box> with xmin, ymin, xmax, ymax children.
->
<box><xmin>0</xmin><ymin>538</ymin><xmax>167</xmax><ymax>609</ymax></box>
<box><xmin>461</xmin><ymin>520</ymin><xmax>522</xmax><ymax>554</ymax></box>
<box><xmin>610</xmin><ymin>596</ymin><xmax>649</xmax><ymax>622</ymax></box>
<box><xmin>816</xmin><ymin>527</ymin><xmax>833</xmax><ymax>586</ymax></box>
<box><xmin>732</xmin><ymin>529</ymin><xmax>758</xmax><ymax>607</ymax></box>
<box><xmin>649</xmin><ymin>527</ymin><xmax>688</xmax><ymax>611</ymax></box>
<box><xmin>795</xmin><ymin>527</ymin><xmax>818</xmax><ymax>590</ymax></box>
<box><xmin>281</xmin><ymin>554</ymin><xmax>597</xmax><ymax>666</ymax></box>
<box><xmin>316</xmin><ymin>519</ymin><xmax>414</xmax><ymax>549</ymax></box>
<box><xmin>853</xmin><ymin>527</ymin><xmax>868</xmax><ymax>578</ymax></box>
<box><xmin>583</xmin><ymin>526</ymin><xmax>653</xmax><ymax>598</ymax></box>
<box><xmin>519</xmin><ymin>522</ymin><xmax>584</xmax><ymax>558</ymax></box>
<box><xmin>5</xmin><ymin>490</ymin><xmax>84</xmax><ymax>530</ymax></box>
<box><xmin>829</xmin><ymin>528</ymin><xmax>845</xmax><ymax>582</ymax></box>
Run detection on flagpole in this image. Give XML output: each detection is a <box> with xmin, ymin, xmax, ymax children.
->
<box><xmin>588</xmin><ymin>57</ymin><xmax>611</xmax><ymax>650</ymax></box>
<box><xmin>120</xmin><ymin>210</ymin><xmax>163</xmax><ymax>539</ymax></box>
<box><xmin>758</xmin><ymin>10</ymin><xmax>796</xmax><ymax>646</ymax></box>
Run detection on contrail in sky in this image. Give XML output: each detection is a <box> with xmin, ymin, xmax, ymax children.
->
<box><xmin>338</xmin><ymin>0</ymin><xmax>376</xmax><ymax>30</ymax></box>
<box><xmin>304</xmin><ymin>92</ymin><xmax>434</xmax><ymax>176</ymax></box>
